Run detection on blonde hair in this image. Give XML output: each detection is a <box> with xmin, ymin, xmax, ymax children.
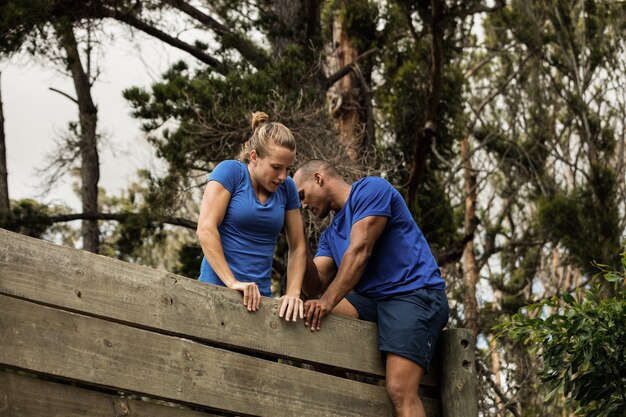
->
<box><xmin>238</xmin><ymin>111</ymin><xmax>296</xmax><ymax>163</ymax></box>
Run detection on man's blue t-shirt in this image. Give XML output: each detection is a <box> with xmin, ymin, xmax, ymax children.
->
<box><xmin>316</xmin><ymin>177</ymin><xmax>445</xmax><ymax>299</ymax></box>
<box><xmin>199</xmin><ymin>160</ymin><xmax>300</xmax><ymax>297</ymax></box>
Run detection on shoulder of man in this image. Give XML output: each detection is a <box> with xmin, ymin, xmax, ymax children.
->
<box><xmin>353</xmin><ymin>176</ymin><xmax>394</xmax><ymax>194</ymax></box>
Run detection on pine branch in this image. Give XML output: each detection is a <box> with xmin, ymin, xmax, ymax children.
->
<box><xmin>162</xmin><ymin>0</ymin><xmax>269</xmax><ymax>69</ymax></box>
<box><xmin>101</xmin><ymin>8</ymin><xmax>228</xmax><ymax>73</ymax></box>
<box><xmin>48</xmin><ymin>87</ymin><xmax>79</xmax><ymax>104</ymax></box>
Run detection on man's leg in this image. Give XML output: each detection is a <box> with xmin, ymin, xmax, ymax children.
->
<box><xmin>379</xmin><ymin>289</ymin><xmax>449</xmax><ymax>416</ymax></box>
<box><xmin>385</xmin><ymin>353</ymin><xmax>426</xmax><ymax>417</ymax></box>
<box><xmin>331</xmin><ymin>298</ymin><xmax>359</xmax><ymax>318</ymax></box>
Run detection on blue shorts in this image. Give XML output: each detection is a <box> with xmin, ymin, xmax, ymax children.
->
<box><xmin>346</xmin><ymin>288</ymin><xmax>449</xmax><ymax>371</ymax></box>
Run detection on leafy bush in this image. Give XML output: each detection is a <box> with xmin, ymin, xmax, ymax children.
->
<box><xmin>496</xmin><ymin>251</ymin><xmax>626</xmax><ymax>417</ymax></box>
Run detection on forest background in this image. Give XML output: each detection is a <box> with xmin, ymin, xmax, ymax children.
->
<box><xmin>1</xmin><ymin>1</ymin><xmax>625</xmax><ymax>416</ymax></box>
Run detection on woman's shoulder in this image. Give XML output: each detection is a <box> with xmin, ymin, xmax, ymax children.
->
<box><xmin>283</xmin><ymin>176</ymin><xmax>296</xmax><ymax>187</ymax></box>
<box><xmin>208</xmin><ymin>160</ymin><xmax>247</xmax><ymax>192</ymax></box>
<box><xmin>214</xmin><ymin>159</ymin><xmax>245</xmax><ymax>172</ymax></box>
<box><xmin>280</xmin><ymin>176</ymin><xmax>298</xmax><ymax>194</ymax></box>
<box><xmin>277</xmin><ymin>177</ymin><xmax>300</xmax><ymax>207</ymax></box>
<box><xmin>210</xmin><ymin>160</ymin><xmax>245</xmax><ymax>178</ymax></box>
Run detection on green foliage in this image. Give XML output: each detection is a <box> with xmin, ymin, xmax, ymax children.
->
<box><xmin>491</xmin><ymin>243</ymin><xmax>542</xmax><ymax>314</ymax></box>
<box><xmin>322</xmin><ymin>0</ymin><xmax>380</xmax><ymax>54</ymax></box>
<box><xmin>0</xmin><ymin>199</ymin><xmax>53</xmax><ymax>237</ymax></box>
<box><xmin>537</xmin><ymin>168</ymin><xmax>621</xmax><ymax>275</ymax></box>
<box><xmin>372</xmin><ymin>1</ymin><xmax>466</xmax><ymax>249</ymax></box>
<box><xmin>413</xmin><ymin>172</ymin><xmax>458</xmax><ymax>251</ymax></box>
<box><xmin>0</xmin><ymin>0</ymin><xmax>108</xmax><ymax>56</ymax></box>
<box><xmin>497</xmin><ymin>252</ymin><xmax>626</xmax><ymax>417</ymax></box>
<box><xmin>95</xmin><ymin>173</ymin><xmax>195</xmax><ymax>269</ymax></box>
<box><xmin>113</xmin><ymin>209</ymin><xmax>167</xmax><ymax>261</ymax></box>
<box><xmin>123</xmin><ymin>48</ymin><xmax>319</xmax><ymax>177</ymax></box>
<box><xmin>174</xmin><ymin>243</ymin><xmax>203</xmax><ymax>279</ymax></box>
<box><xmin>0</xmin><ymin>0</ymin><xmax>55</xmax><ymax>54</ymax></box>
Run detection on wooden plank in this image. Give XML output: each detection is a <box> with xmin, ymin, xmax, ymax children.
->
<box><xmin>0</xmin><ymin>228</ymin><xmax>439</xmax><ymax>387</ymax></box>
<box><xmin>0</xmin><ymin>295</ymin><xmax>403</xmax><ymax>417</ymax></box>
<box><xmin>440</xmin><ymin>328</ymin><xmax>478</xmax><ymax>417</ymax></box>
<box><xmin>0</xmin><ymin>371</ymin><xmax>215</xmax><ymax>417</ymax></box>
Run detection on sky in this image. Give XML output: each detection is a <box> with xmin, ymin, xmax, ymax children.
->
<box><xmin>2</xmin><ymin>25</ymin><xmax>192</xmax><ymax>211</ymax></box>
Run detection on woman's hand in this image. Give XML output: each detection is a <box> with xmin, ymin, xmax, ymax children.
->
<box><xmin>229</xmin><ymin>281</ymin><xmax>261</xmax><ymax>312</ymax></box>
<box><xmin>278</xmin><ymin>294</ymin><xmax>304</xmax><ymax>322</ymax></box>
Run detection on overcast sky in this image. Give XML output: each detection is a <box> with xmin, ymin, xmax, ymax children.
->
<box><xmin>2</xmin><ymin>25</ymin><xmax>193</xmax><ymax>211</ymax></box>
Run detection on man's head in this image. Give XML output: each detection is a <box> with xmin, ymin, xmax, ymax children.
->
<box><xmin>293</xmin><ymin>160</ymin><xmax>341</xmax><ymax>219</ymax></box>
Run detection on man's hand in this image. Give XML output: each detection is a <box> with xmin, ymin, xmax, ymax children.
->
<box><xmin>304</xmin><ymin>298</ymin><xmax>333</xmax><ymax>331</ymax></box>
<box><xmin>229</xmin><ymin>281</ymin><xmax>261</xmax><ymax>312</ymax></box>
<box><xmin>278</xmin><ymin>294</ymin><xmax>304</xmax><ymax>322</ymax></box>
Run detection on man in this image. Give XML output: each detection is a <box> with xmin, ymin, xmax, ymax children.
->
<box><xmin>293</xmin><ymin>160</ymin><xmax>449</xmax><ymax>417</ymax></box>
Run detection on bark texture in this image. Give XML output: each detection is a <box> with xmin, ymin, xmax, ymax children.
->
<box><xmin>56</xmin><ymin>23</ymin><xmax>100</xmax><ymax>253</ymax></box>
<box><xmin>0</xmin><ymin>71</ymin><xmax>9</xmax><ymax>214</ymax></box>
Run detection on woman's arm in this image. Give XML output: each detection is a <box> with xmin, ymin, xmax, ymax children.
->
<box><xmin>196</xmin><ymin>181</ymin><xmax>261</xmax><ymax>312</ymax></box>
<box><xmin>302</xmin><ymin>251</ymin><xmax>337</xmax><ymax>297</ymax></box>
<box><xmin>280</xmin><ymin>208</ymin><xmax>306</xmax><ymax>321</ymax></box>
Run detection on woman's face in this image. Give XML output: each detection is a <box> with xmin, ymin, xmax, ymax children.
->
<box><xmin>249</xmin><ymin>143</ymin><xmax>295</xmax><ymax>193</ymax></box>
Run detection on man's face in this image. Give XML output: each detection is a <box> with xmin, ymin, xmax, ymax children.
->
<box><xmin>293</xmin><ymin>170</ymin><xmax>331</xmax><ymax>219</ymax></box>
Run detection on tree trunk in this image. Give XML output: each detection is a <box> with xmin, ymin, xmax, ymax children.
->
<box><xmin>461</xmin><ymin>136</ymin><xmax>479</xmax><ymax>337</ymax></box>
<box><xmin>408</xmin><ymin>0</ymin><xmax>444</xmax><ymax>207</ymax></box>
<box><xmin>56</xmin><ymin>24</ymin><xmax>100</xmax><ymax>253</ymax></box>
<box><xmin>271</xmin><ymin>0</ymin><xmax>307</xmax><ymax>54</ymax></box>
<box><xmin>326</xmin><ymin>10</ymin><xmax>361</xmax><ymax>161</ymax></box>
<box><xmin>489</xmin><ymin>335</ymin><xmax>504</xmax><ymax>417</ymax></box>
<box><xmin>269</xmin><ymin>0</ymin><xmax>323</xmax><ymax>84</ymax></box>
<box><xmin>0</xmin><ymin>72</ymin><xmax>9</xmax><ymax>214</ymax></box>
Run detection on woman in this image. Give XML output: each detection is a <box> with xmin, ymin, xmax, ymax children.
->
<box><xmin>196</xmin><ymin>111</ymin><xmax>305</xmax><ymax>322</ymax></box>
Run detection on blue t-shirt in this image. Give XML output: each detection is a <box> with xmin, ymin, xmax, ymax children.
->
<box><xmin>199</xmin><ymin>160</ymin><xmax>300</xmax><ymax>296</ymax></box>
<box><xmin>316</xmin><ymin>177</ymin><xmax>445</xmax><ymax>299</ymax></box>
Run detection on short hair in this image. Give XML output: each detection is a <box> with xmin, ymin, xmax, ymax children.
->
<box><xmin>238</xmin><ymin>111</ymin><xmax>295</xmax><ymax>163</ymax></box>
<box><xmin>296</xmin><ymin>159</ymin><xmax>339</xmax><ymax>181</ymax></box>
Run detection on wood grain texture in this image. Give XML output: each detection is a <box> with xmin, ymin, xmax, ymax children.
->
<box><xmin>0</xmin><ymin>295</ymin><xmax>407</xmax><ymax>417</ymax></box>
<box><xmin>0</xmin><ymin>228</ymin><xmax>439</xmax><ymax>387</ymax></box>
<box><xmin>0</xmin><ymin>371</ymin><xmax>215</xmax><ymax>417</ymax></box>
<box><xmin>439</xmin><ymin>329</ymin><xmax>478</xmax><ymax>417</ymax></box>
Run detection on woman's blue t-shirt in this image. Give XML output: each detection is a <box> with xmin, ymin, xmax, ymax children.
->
<box><xmin>316</xmin><ymin>177</ymin><xmax>445</xmax><ymax>299</ymax></box>
<box><xmin>198</xmin><ymin>160</ymin><xmax>300</xmax><ymax>296</ymax></box>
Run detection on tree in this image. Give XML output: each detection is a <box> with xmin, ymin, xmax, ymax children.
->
<box><xmin>323</xmin><ymin>1</ymin><xmax>378</xmax><ymax>160</ymax></box>
<box><xmin>0</xmin><ymin>71</ymin><xmax>9</xmax><ymax>215</ymax></box>
<box><xmin>0</xmin><ymin>3</ymin><xmax>105</xmax><ymax>252</ymax></box>
<box><xmin>458</xmin><ymin>1</ymin><xmax>626</xmax><ymax>414</ymax></box>
<box><xmin>498</xmin><ymin>251</ymin><xmax>626</xmax><ymax>417</ymax></box>
<box><xmin>54</xmin><ymin>20</ymin><xmax>101</xmax><ymax>253</ymax></box>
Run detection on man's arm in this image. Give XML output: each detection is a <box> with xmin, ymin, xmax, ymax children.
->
<box><xmin>305</xmin><ymin>215</ymin><xmax>387</xmax><ymax>330</ymax></box>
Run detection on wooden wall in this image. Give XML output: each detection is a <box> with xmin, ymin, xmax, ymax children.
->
<box><xmin>0</xmin><ymin>228</ymin><xmax>477</xmax><ymax>417</ymax></box>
